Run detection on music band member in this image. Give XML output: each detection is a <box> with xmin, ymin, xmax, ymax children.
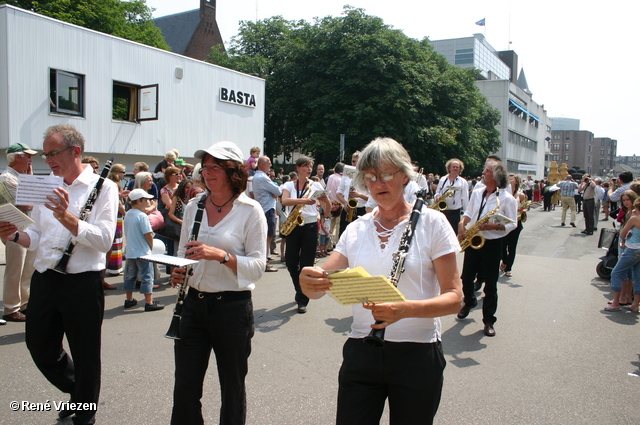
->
<box><xmin>457</xmin><ymin>159</ymin><xmax>517</xmax><ymax>337</ymax></box>
<box><xmin>169</xmin><ymin>141</ymin><xmax>267</xmax><ymax>425</ymax></box>
<box><xmin>435</xmin><ymin>158</ymin><xmax>469</xmax><ymax>235</ymax></box>
<box><xmin>500</xmin><ymin>174</ymin><xmax>527</xmax><ymax>278</ymax></box>
<box><xmin>281</xmin><ymin>156</ymin><xmax>330</xmax><ymax>314</ymax></box>
<box><xmin>337</xmin><ymin>151</ymin><xmax>369</xmax><ymax>235</ymax></box>
<box><xmin>0</xmin><ymin>124</ymin><xmax>119</xmax><ymax>424</ymax></box>
<box><xmin>300</xmin><ymin>138</ymin><xmax>462</xmax><ymax>425</ymax></box>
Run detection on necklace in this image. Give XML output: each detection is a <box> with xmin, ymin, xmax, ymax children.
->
<box><xmin>209</xmin><ymin>194</ymin><xmax>236</xmax><ymax>212</ymax></box>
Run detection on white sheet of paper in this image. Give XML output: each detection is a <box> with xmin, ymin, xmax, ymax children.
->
<box><xmin>310</xmin><ymin>189</ymin><xmax>329</xmax><ymax>200</ymax></box>
<box><xmin>139</xmin><ymin>254</ymin><xmax>199</xmax><ymax>268</ymax></box>
<box><xmin>16</xmin><ymin>174</ymin><xmax>64</xmax><ymax>205</ymax></box>
<box><xmin>0</xmin><ymin>203</ymin><xmax>35</xmax><ymax>229</ymax></box>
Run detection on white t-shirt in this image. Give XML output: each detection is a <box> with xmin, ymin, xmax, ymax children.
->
<box><xmin>282</xmin><ymin>180</ymin><xmax>324</xmax><ymax>222</ymax></box>
<box><xmin>335</xmin><ymin>207</ymin><xmax>460</xmax><ymax>343</ymax></box>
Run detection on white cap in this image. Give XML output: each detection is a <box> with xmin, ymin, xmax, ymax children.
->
<box><xmin>129</xmin><ymin>188</ymin><xmax>154</xmax><ymax>201</ymax></box>
<box><xmin>194</xmin><ymin>141</ymin><xmax>244</xmax><ymax>163</ymax></box>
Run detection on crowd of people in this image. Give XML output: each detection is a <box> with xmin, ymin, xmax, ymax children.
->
<box><xmin>0</xmin><ymin>125</ymin><xmax>638</xmax><ymax>424</ymax></box>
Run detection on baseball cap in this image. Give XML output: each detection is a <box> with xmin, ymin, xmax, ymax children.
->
<box><xmin>129</xmin><ymin>188</ymin><xmax>154</xmax><ymax>201</ymax></box>
<box><xmin>7</xmin><ymin>142</ymin><xmax>37</xmax><ymax>155</ymax></box>
<box><xmin>194</xmin><ymin>141</ymin><xmax>244</xmax><ymax>163</ymax></box>
<box><xmin>175</xmin><ymin>158</ymin><xmax>186</xmax><ymax>166</ymax></box>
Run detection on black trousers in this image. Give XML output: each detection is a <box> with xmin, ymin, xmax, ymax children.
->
<box><xmin>339</xmin><ymin>206</ymin><xmax>366</xmax><ymax>236</ymax></box>
<box><xmin>337</xmin><ymin>338</ymin><xmax>445</xmax><ymax>425</ymax></box>
<box><xmin>172</xmin><ymin>289</ymin><xmax>254</xmax><ymax>425</ymax></box>
<box><xmin>501</xmin><ymin>221</ymin><xmax>523</xmax><ymax>272</ymax></box>
<box><xmin>442</xmin><ymin>209</ymin><xmax>461</xmax><ymax>235</ymax></box>
<box><xmin>26</xmin><ymin>270</ymin><xmax>104</xmax><ymax>425</ymax></box>
<box><xmin>583</xmin><ymin>198</ymin><xmax>595</xmax><ymax>233</ymax></box>
<box><xmin>285</xmin><ymin>222</ymin><xmax>318</xmax><ymax>307</ymax></box>
<box><xmin>461</xmin><ymin>238</ymin><xmax>503</xmax><ymax>325</ymax></box>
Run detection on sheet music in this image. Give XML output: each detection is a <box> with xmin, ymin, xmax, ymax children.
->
<box><xmin>16</xmin><ymin>174</ymin><xmax>64</xmax><ymax>205</ymax></box>
<box><xmin>327</xmin><ymin>267</ymin><xmax>406</xmax><ymax>306</ymax></box>
<box><xmin>310</xmin><ymin>189</ymin><xmax>329</xmax><ymax>200</ymax></box>
<box><xmin>492</xmin><ymin>213</ymin><xmax>516</xmax><ymax>225</ymax></box>
<box><xmin>139</xmin><ymin>254</ymin><xmax>199</xmax><ymax>268</ymax></box>
<box><xmin>0</xmin><ymin>203</ymin><xmax>35</xmax><ymax>229</ymax></box>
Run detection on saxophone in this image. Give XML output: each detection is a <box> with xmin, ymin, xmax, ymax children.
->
<box><xmin>430</xmin><ymin>187</ymin><xmax>458</xmax><ymax>211</ymax></box>
<box><xmin>460</xmin><ymin>196</ymin><xmax>500</xmax><ymax>251</ymax></box>
<box><xmin>281</xmin><ymin>187</ymin><xmax>313</xmax><ymax>236</ymax></box>
<box><xmin>346</xmin><ymin>193</ymin><xmax>358</xmax><ymax>222</ymax></box>
<box><xmin>517</xmin><ymin>200</ymin><xmax>541</xmax><ymax>223</ymax></box>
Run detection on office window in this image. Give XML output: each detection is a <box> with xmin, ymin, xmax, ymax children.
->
<box><xmin>600</xmin><ymin>149</ymin><xmax>605</xmax><ymax>155</ymax></box>
<box><xmin>564</xmin><ymin>143</ymin><xmax>570</xmax><ymax>150</ymax></box>
<box><xmin>50</xmin><ymin>69</ymin><xmax>84</xmax><ymax>116</ymax></box>
<box><xmin>600</xmin><ymin>158</ymin><xmax>604</xmax><ymax>165</ymax></box>
<box><xmin>552</xmin><ymin>143</ymin><xmax>560</xmax><ymax>151</ymax></box>
<box><xmin>563</xmin><ymin>155</ymin><xmax>569</xmax><ymax>161</ymax></box>
<box><xmin>113</xmin><ymin>82</ymin><xmax>159</xmax><ymax>122</ymax></box>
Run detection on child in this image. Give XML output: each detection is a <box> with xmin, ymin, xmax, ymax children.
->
<box><xmin>246</xmin><ymin>147</ymin><xmax>260</xmax><ymax>176</ymax></box>
<box><xmin>317</xmin><ymin>207</ymin><xmax>331</xmax><ymax>257</ymax></box>
<box><xmin>123</xmin><ymin>189</ymin><xmax>164</xmax><ymax>311</ymax></box>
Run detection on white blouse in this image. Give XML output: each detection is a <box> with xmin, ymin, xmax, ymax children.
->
<box><xmin>335</xmin><ymin>207</ymin><xmax>460</xmax><ymax>343</ymax></box>
<box><xmin>177</xmin><ymin>193</ymin><xmax>267</xmax><ymax>292</ymax></box>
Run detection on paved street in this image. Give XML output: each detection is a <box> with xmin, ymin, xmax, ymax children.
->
<box><xmin>1</xmin><ymin>206</ymin><xmax>639</xmax><ymax>424</ymax></box>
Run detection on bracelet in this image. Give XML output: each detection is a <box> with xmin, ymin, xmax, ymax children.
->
<box><xmin>12</xmin><ymin>232</ymin><xmax>20</xmax><ymax>243</ymax></box>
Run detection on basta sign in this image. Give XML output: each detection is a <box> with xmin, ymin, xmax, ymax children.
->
<box><xmin>219</xmin><ymin>87</ymin><xmax>256</xmax><ymax>108</ymax></box>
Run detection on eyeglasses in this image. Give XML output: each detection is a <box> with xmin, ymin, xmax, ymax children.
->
<box><xmin>41</xmin><ymin>145</ymin><xmax>74</xmax><ymax>160</ymax></box>
<box><xmin>201</xmin><ymin>164</ymin><xmax>224</xmax><ymax>173</ymax></box>
<box><xmin>363</xmin><ymin>170</ymin><xmax>401</xmax><ymax>184</ymax></box>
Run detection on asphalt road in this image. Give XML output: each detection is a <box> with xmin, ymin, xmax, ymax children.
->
<box><xmin>1</xmin><ymin>206</ymin><xmax>638</xmax><ymax>424</ymax></box>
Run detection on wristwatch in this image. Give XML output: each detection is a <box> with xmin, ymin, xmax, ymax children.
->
<box><xmin>221</xmin><ymin>252</ymin><xmax>230</xmax><ymax>264</ymax></box>
<box><xmin>12</xmin><ymin>232</ymin><xmax>19</xmax><ymax>243</ymax></box>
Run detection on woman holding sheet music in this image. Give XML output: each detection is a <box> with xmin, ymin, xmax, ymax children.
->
<box><xmin>169</xmin><ymin>141</ymin><xmax>266</xmax><ymax>425</ymax></box>
<box><xmin>299</xmin><ymin>137</ymin><xmax>462</xmax><ymax>425</ymax></box>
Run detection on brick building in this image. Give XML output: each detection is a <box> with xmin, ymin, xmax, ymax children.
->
<box><xmin>549</xmin><ymin>130</ymin><xmax>617</xmax><ymax>176</ymax></box>
<box><xmin>153</xmin><ymin>0</ymin><xmax>224</xmax><ymax>61</ymax></box>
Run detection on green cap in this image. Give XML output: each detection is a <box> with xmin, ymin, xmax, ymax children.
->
<box><xmin>7</xmin><ymin>142</ymin><xmax>37</xmax><ymax>155</ymax></box>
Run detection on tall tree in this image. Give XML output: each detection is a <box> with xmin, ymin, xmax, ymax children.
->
<box><xmin>2</xmin><ymin>0</ymin><xmax>169</xmax><ymax>50</ymax></box>
<box><xmin>208</xmin><ymin>7</ymin><xmax>500</xmax><ymax>171</ymax></box>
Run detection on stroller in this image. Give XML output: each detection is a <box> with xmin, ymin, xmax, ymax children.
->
<box><xmin>596</xmin><ymin>224</ymin><xmax>618</xmax><ymax>280</ymax></box>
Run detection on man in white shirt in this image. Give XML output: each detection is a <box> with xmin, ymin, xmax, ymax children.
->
<box><xmin>435</xmin><ymin>158</ymin><xmax>469</xmax><ymax>235</ymax></box>
<box><xmin>253</xmin><ymin>156</ymin><xmax>282</xmax><ymax>272</ymax></box>
<box><xmin>326</xmin><ymin>162</ymin><xmax>344</xmax><ymax>248</ymax></box>
<box><xmin>0</xmin><ymin>124</ymin><xmax>118</xmax><ymax>424</ymax></box>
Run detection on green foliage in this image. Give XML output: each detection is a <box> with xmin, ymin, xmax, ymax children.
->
<box><xmin>207</xmin><ymin>6</ymin><xmax>500</xmax><ymax>170</ymax></box>
<box><xmin>2</xmin><ymin>0</ymin><xmax>170</xmax><ymax>50</ymax></box>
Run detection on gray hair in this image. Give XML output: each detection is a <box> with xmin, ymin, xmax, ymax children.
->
<box><xmin>134</xmin><ymin>171</ymin><xmax>152</xmax><ymax>189</ymax></box>
<box><xmin>486</xmin><ymin>160</ymin><xmax>508</xmax><ymax>189</ymax></box>
<box><xmin>6</xmin><ymin>152</ymin><xmax>22</xmax><ymax>163</ymax></box>
<box><xmin>44</xmin><ymin>124</ymin><xmax>85</xmax><ymax>153</ymax></box>
<box><xmin>352</xmin><ymin>137</ymin><xmax>414</xmax><ymax>189</ymax></box>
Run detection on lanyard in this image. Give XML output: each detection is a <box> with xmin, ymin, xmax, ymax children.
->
<box><xmin>478</xmin><ymin>189</ymin><xmax>497</xmax><ymax>220</ymax></box>
<box><xmin>296</xmin><ymin>180</ymin><xmax>308</xmax><ymax>199</ymax></box>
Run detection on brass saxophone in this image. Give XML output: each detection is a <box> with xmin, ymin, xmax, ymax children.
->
<box><xmin>518</xmin><ymin>200</ymin><xmax>541</xmax><ymax>222</ymax></box>
<box><xmin>460</xmin><ymin>196</ymin><xmax>500</xmax><ymax>251</ymax></box>
<box><xmin>281</xmin><ymin>187</ymin><xmax>313</xmax><ymax>236</ymax></box>
<box><xmin>430</xmin><ymin>187</ymin><xmax>458</xmax><ymax>211</ymax></box>
<box><xmin>346</xmin><ymin>195</ymin><xmax>358</xmax><ymax>222</ymax></box>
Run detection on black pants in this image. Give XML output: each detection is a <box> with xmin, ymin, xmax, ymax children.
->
<box><xmin>339</xmin><ymin>206</ymin><xmax>366</xmax><ymax>236</ymax></box>
<box><xmin>337</xmin><ymin>338</ymin><xmax>445</xmax><ymax>425</ymax></box>
<box><xmin>26</xmin><ymin>270</ymin><xmax>104</xmax><ymax>425</ymax></box>
<box><xmin>501</xmin><ymin>221</ymin><xmax>523</xmax><ymax>272</ymax></box>
<box><xmin>583</xmin><ymin>198</ymin><xmax>595</xmax><ymax>233</ymax></box>
<box><xmin>442</xmin><ymin>209</ymin><xmax>461</xmax><ymax>235</ymax></box>
<box><xmin>172</xmin><ymin>289</ymin><xmax>254</xmax><ymax>425</ymax></box>
<box><xmin>285</xmin><ymin>222</ymin><xmax>318</xmax><ymax>307</ymax></box>
<box><xmin>461</xmin><ymin>238</ymin><xmax>502</xmax><ymax>325</ymax></box>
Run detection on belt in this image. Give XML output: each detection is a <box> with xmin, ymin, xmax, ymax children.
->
<box><xmin>189</xmin><ymin>288</ymin><xmax>251</xmax><ymax>301</ymax></box>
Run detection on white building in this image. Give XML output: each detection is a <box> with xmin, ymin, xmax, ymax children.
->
<box><xmin>0</xmin><ymin>4</ymin><xmax>265</xmax><ymax>173</ymax></box>
<box><xmin>430</xmin><ymin>34</ymin><xmax>551</xmax><ymax>179</ymax></box>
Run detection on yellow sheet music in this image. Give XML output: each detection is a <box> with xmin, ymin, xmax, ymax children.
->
<box><xmin>327</xmin><ymin>267</ymin><xmax>406</xmax><ymax>306</ymax></box>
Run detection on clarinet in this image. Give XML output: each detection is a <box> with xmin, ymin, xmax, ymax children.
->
<box><xmin>364</xmin><ymin>188</ymin><xmax>428</xmax><ymax>347</ymax></box>
<box><xmin>53</xmin><ymin>157</ymin><xmax>114</xmax><ymax>274</ymax></box>
<box><xmin>165</xmin><ymin>195</ymin><xmax>207</xmax><ymax>340</ymax></box>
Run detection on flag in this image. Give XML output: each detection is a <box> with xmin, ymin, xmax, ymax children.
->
<box><xmin>475</xmin><ymin>18</ymin><xmax>485</xmax><ymax>26</ymax></box>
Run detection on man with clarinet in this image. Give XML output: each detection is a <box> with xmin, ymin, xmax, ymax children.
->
<box><xmin>0</xmin><ymin>124</ymin><xmax>119</xmax><ymax>425</ymax></box>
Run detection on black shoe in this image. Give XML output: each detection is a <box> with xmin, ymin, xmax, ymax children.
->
<box><xmin>145</xmin><ymin>301</ymin><xmax>164</xmax><ymax>312</ymax></box>
<box><xmin>457</xmin><ymin>301</ymin><xmax>477</xmax><ymax>319</ymax></box>
<box><xmin>297</xmin><ymin>305</ymin><xmax>307</xmax><ymax>314</ymax></box>
<box><xmin>561</xmin><ymin>223</ymin><xmax>565</xmax><ymax>226</ymax></box>
<box><xmin>58</xmin><ymin>400</ymin><xmax>75</xmax><ymax>419</ymax></box>
<box><xmin>124</xmin><ymin>298</ymin><xmax>138</xmax><ymax>309</ymax></box>
<box><xmin>570</xmin><ymin>222</ymin><xmax>576</xmax><ymax>227</ymax></box>
<box><xmin>586</xmin><ymin>232</ymin><xmax>593</xmax><ymax>235</ymax></box>
<box><xmin>581</xmin><ymin>230</ymin><xmax>587</xmax><ymax>234</ymax></box>
<box><xmin>484</xmin><ymin>324</ymin><xmax>496</xmax><ymax>337</ymax></box>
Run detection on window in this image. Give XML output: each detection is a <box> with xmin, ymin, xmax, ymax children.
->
<box><xmin>563</xmin><ymin>155</ymin><xmax>569</xmax><ymax>161</ymax></box>
<box><xmin>552</xmin><ymin>143</ymin><xmax>560</xmax><ymax>151</ymax></box>
<box><xmin>50</xmin><ymin>69</ymin><xmax>84</xmax><ymax>116</ymax></box>
<box><xmin>112</xmin><ymin>81</ymin><xmax>159</xmax><ymax>122</ymax></box>
<box><xmin>600</xmin><ymin>149</ymin><xmax>605</xmax><ymax>155</ymax></box>
<box><xmin>564</xmin><ymin>143</ymin><xmax>570</xmax><ymax>150</ymax></box>
<box><xmin>600</xmin><ymin>159</ymin><xmax>604</xmax><ymax>165</ymax></box>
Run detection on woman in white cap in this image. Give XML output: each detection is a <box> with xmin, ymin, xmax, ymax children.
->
<box><xmin>170</xmin><ymin>141</ymin><xmax>267</xmax><ymax>425</ymax></box>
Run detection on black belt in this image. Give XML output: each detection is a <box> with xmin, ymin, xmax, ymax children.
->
<box><xmin>189</xmin><ymin>288</ymin><xmax>251</xmax><ymax>301</ymax></box>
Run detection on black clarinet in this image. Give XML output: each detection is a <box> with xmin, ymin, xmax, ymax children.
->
<box><xmin>53</xmin><ymin>157</ymin><xmax>114</xmax><ymax>274</ymax></box>
<box><xmin>165</xmin><ymin>195</ymin><xmax>207</xmax><ymax>340</ymax></box>
<box><xmin>364</xmin><ymin>189</ymin><xmax>428</xmax><ymax>347</ymax></box>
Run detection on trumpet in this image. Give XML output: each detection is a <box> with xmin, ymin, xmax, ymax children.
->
<box><xmin>346</xmin><ymin>197</ymin><xmax>358</xmax><ymax>222</ymax></box>
<box><xmin>430</xmin><ymin>187</ymin><xmax>458</xmax><ymax>211</ymax></box>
